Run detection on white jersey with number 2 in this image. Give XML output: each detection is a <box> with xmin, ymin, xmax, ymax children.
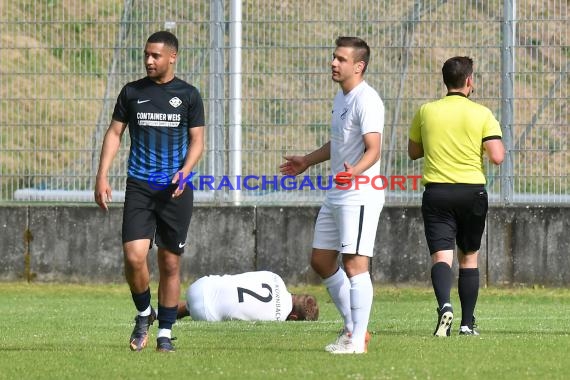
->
<box><xmin>186</xmin><ymin>271</ymin><xmax>293</xmax><ymax>321</ymax></box>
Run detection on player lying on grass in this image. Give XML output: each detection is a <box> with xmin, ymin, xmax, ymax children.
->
<box><xmin>175</xmin><ymin>271</ymin><xmax>319</xmax><ymax>321</ymax></box>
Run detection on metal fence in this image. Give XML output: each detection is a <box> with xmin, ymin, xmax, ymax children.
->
<box><xmin>1</xmin><ymin>0</ymin><xmax>568</xmax><ymax>205</ymax></box>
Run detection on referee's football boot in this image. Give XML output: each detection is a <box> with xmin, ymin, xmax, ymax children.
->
<box><xmin>156</xmin><ymin>337</ymin><xmax>176</xmax><ymax>353</ymax></box>
<box><xmin>459</xmin><ymin>316</ymin><xmax>479</xmax><ymax>336</ymax></box>
<box><xmin>129</xmin><ymin>307</ymin><xmax>156</xmax><ymax>351</ymax></box>
<box><xmin>433</xmin><ymin>303</ymin><xmax>453</xmax><ymax>337</ymax></box>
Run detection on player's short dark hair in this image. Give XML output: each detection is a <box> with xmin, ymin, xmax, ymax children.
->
<box><xmin>287</xmin><ymin>294</ymin><xmax>319</xmax><ymax>321</ymax></box>
<box><xmin>335</xmin><ymin>36</ymin><xmax>370</xmax><ymax>73</ymax></box>
<box><xmin>442</xmin><ymin>56</ymin><xmax>474</xmax><ymax>89</ymax></box>
<box><xmin>147</xmin><ymin>31</ymin><xmax>179</xmax><ymax>52</ymax></box>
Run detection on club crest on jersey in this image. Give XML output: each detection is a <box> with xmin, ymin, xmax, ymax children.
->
<box><xmin>169</xmin><ymin>97</ymin><xmax>182</xmax><ymax>108</ymax></box>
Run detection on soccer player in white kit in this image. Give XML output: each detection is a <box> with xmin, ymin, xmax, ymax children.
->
<box><xmin>177</xmin><ymin>271</ymin><xmax>319</xmax><ymax>322</ymax></box>
<box><xmin>280</xmin><ymin>36</ymin><xmax>384</xmax><ymax>354</ymax></box>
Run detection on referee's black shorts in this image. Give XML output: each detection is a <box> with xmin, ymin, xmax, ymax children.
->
<box><xmin>122</xmin><ymin>177</ymin><xmax>193</xmax><ymax>254</ymax></box>
<box><xmin>421</xmin><ymin>183</ymin><xmax>488</xmax><ymax>254</ymax></box>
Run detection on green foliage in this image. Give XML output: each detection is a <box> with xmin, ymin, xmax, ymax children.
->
<box><xmin>0</xmin><ymin>283</ymin><xmax>569</xmax><ymax>379</ymax></box>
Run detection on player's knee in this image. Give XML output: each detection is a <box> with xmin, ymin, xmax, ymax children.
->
<box><xmin>123</xmin><ymin>252</ymin><xmax>147</xmax><ymax>270</ymax></box>
<box><xmin>311</xmin><ymin>258</ymin><xmax>338</xmax><ymax>279</ymax></box>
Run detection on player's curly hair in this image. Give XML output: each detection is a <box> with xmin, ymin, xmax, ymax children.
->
<box><xmin>287</xmin><ymin>294</ymin><xmax>319</xmax><ymax>321</ymax></box>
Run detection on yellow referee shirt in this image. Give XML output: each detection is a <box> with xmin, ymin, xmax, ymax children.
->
<box><xmin>409</xmin><ymin>93</ymin><xmax>502</xmax><ymax>185</ymax></box>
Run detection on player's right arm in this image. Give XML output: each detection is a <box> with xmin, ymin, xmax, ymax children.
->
<box><xmin>280</xmin><ymin>141</ymin><xmax>331</xmax><ymax>176</ymax></box>
<box><xmin>408</xmin><ymin>139</ymin><xmax>424</xmax><ymax>160</ymax></box>
<box><xmin>94</xmin><ymin>119</ymin><xmax>127</xmax><ymax>210</ymax></box>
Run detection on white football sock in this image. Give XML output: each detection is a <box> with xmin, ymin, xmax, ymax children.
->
<box><xmin>157</xmin><ymin>328</ymin><xmax>171</xmax><ymax>339</ymax></box>
<box><xmin>323</xmin><ymin>267</ymin><xmax>353</xmax><ymax>332</ymax></box>
<box><xmin>138</xmin><ymin>305</ymin><xmax>151</xmax><ymax>317</ymax></box>
<box><xmin>349</xmin><ymin>271</ymin><xmax>373</xmax><ymax>351</ymax></box>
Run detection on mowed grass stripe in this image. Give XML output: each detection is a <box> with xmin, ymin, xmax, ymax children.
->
<box><xmin>0</xmin><ymin>283</ymin><xmax>568</xmax><ymax>380</ymax></box>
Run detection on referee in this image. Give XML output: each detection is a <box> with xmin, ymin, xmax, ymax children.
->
<box><xmin>408</xmin><ymin>56</ymin><xmax>505</xmax><ymax>337</ymax></box>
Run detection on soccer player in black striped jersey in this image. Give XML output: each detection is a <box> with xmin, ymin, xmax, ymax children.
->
<box><xmin>94</xmin><ymin>31</ymin><xmax>205</xmax><ymax>353</ymax></box>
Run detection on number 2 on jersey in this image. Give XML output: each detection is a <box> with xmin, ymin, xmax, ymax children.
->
<box><xmin>237</xmin><ymin>283</ymin><xmax>273</xmax><ymax>303</ymax></box>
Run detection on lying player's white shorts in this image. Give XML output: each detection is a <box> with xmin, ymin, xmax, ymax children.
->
<box><xmin>313</xmin><ymin>201</ymin><xmax>383</xmax><ymax>257</ymax></box>
<box><xmin>186</xmin><ymin>276</ymin><xmax>209</xmax><ymax>321</ymax></box>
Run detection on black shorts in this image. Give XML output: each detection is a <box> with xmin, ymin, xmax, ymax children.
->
<box><xmin>421</xmin><ymin>183</ymin><xmax>488</xmax><ymax>254</ymax></box>
<box><xmin>122</xmin><ymin>177</ymin><xmax>193</xmax><ymax>254</ymax></box>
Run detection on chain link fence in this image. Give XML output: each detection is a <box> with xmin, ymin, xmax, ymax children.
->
<box><xmin>1</xmin><ymin>0</ymin><xmax>568</xmax><ymax>205</ymax></box>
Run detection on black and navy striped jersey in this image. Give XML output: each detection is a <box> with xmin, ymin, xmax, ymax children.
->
<box><xmin>112</xmin><ymin>76</ymin><xmax>205</xmax><ymax>183</ymax></box>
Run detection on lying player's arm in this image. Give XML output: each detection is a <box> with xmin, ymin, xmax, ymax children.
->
<box><xmin>177</xmin><ymin>301</ymin><xmax>190</xmax><ymax>319</ymax></box>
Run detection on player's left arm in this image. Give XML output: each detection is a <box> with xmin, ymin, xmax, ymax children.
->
<box><xmin>172</xmin><ymin>125</ymin><xmax>205</xmax><ymax>197</ymax></box>
<box><xmin>343</xmin><ymin>95</ymin><xmax>383</xmax><ymax>178</ymax></box>
<box><xmin>482</xmin><ymin>111</ymin><xmax>504</xmax><ymax>165</ymax></box>
<box><xmin>483</xmin><ymin>137</ymin><xmax>504</xmax><ymax>165</ymax></box>
<box><xmin>345</xmin><ymin>132</ymin><xmax>381</xmax><ymax>177</ymax></box>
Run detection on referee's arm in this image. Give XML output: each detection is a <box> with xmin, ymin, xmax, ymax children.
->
<box><xmin>408</xmin><ymin>139</ymin><xmax>424</xmax><ymax>160</ymax></box>
<box><xmin>483</xmin><ymin>137</ymin><xmax>505</xmax><ymax>165</ymax></box>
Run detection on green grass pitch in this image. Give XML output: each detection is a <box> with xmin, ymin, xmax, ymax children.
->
<box><xmin>0</xmin><ymin>283</ymin><xmax>569</xmax><ymax>379</ymax></box>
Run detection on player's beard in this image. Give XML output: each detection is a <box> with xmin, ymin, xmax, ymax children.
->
<box><xmin>331</xmin><ymin>73</ymin><xmax>344</xmax><ymax>84</ymax></box>
<box><xmin>147</xmin><ymin>66</ymin><xmax>170</xmax><ymax>83</ymax></box>
<box><xmin>146</xmin><ymin>67</ymin><xmax>160</xmax><ymax>78</ymax></box>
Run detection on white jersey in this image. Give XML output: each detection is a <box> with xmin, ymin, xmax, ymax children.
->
<box><xmin>186</xmin><ymin>271</ymin><xmax>293</xmax><ymax>322</ymax></box>
<box><xmin>327</xmin><ymin>80</ymin><xmax>385</xmax><ymax>205</ymax></box>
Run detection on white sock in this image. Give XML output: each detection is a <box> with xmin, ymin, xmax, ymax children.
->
<box><xmin>349</xmin><ymin>272</ymin><xmax>373</xmax><ymax>351</ymax></box>
<box><xmin>157</xmin><ymin>328</ymin><xmax>171</xmax><ymax>339</ymax></box>
<box><xmin>138</xmin><ymin>305</ymin><xmax>151</xmax><ymax>317</ymax></box>
<box><xmin>322</xmin><ymin>267</ymin><xmax>353</xmax><ymax>332</ymax></box>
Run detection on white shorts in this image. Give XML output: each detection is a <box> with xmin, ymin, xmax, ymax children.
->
<box><xmin>312</xmin><ymin>201</ymin><xmax>383</xmax><ymax>257</ymax></box>
<box><xmin>186</xmin><ymin>276</ymin><xmax>209</xmax><ymax>321</ymax></box>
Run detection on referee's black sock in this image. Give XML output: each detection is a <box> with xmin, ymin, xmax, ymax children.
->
<box><xmin>458</xmin><ymin>268</ymin><xmax>479</xmax><ymax>326</ymax></box>
<box><xmin>431</xmin><ymin>262</ymin><xmax>453</xmax><ymax>310</ymax></box>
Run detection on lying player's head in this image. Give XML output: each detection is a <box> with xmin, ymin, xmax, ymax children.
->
<box><xmin>287</xmin><ymin>294</ymin><xmax>319</xmax><ymax>321</ymax></box>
